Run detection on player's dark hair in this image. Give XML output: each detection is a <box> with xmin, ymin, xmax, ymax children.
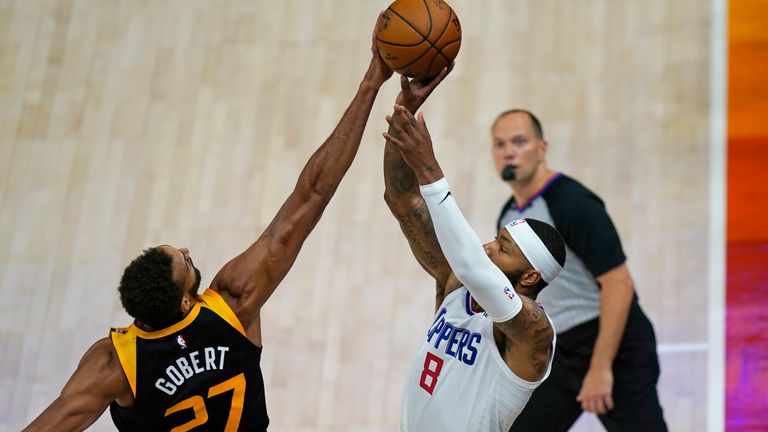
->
<box><xmin>493</xmin><ymin>109</ymin><xmax>544</xmax><ymax>139</ymax></box>
<box><xmin>118</xmin><ymin>247</ymin><xmax>183</xmax><ymax>328</ymax></box>
<box><xmin>525</xmin><ymin>218</ymin><xmax>566</xmax><ymax>297</ymax></box>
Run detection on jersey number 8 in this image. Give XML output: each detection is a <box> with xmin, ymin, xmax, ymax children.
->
<box><xmin>419</xmin><ymin>352</ymin><xmax>444</xmax><ymax>395</ymax></box>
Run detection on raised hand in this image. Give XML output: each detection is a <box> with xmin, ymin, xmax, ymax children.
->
<box><xmin>396</xmin><ymin>63</ymin><xmax>454</xmax><ymax>113</ymax></box>
<box><xmin>384</xmin><ymin>105</ymin><xmax>443</xmax><ymax>185</ymax></box>
<box><xmin>365</xmin><ymin>11</ymin><xmax>395</xmax><ymax>89</ymax></box>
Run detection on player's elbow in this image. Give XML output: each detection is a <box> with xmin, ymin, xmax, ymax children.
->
<box><xmin>294</xmin><ymin>156</ymin><xmax>340</xmax><ymax>203</ymax></box>
<box><xmin>299</xmin><ymin>171</ymin><xmax>336</xmax><ymax>202</ymax></box>
<box><xmin>383</xmin><ymin>188</ymin><xmax>422</xmax><ymax>216</ymax></box>
<box><xmin>383</xmin><ymin>188</ymin><xmax>399</xmax><ymax>209</ymax></box>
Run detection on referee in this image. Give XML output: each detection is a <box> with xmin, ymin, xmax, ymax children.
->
<box><xmin>490</xmin><ymin>109</ymin><xmax>668</xmax><ymax>432</ymax></box>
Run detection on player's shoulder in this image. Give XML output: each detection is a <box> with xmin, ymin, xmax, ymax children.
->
<box><xmin>520</xmin><ymin>297</ymin><xmax>554</xmax><ymax>344</ymax></box>
<box><xmin>75</xmin><ymin>337</ymin><xmax>135</xmax><ymax>403</ymax></box>
<box><xmin>84</xmin><ymin>337</ymin><xmax>121</xmax><ymax>367</ymax></box>
<box><xmin>74</xmin><ymin>338</ymin><xmax>126</xmax><ymax>388</ymax></box>
<box><xmin>521</xmin><ymin>296</ymin><xmax>553</xmax><ymax>330</ymax></box>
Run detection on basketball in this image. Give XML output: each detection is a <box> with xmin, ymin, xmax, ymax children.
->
<box><xmin>375</xmin><ymin>0</ymin><xmax>462</xmax><ymax>81</ymax></box>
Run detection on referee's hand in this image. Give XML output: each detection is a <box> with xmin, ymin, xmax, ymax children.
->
<box><xmin>576</xmin><ymin>366</ymin><xmax>615</xmax><ymax>415</ymax></box>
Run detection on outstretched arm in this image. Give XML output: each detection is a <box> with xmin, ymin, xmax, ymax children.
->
<box><xmin>385</xmin><ymin>108</ymin><xmax>522</xmax><ymax>323</ymax></box>
<box><xmin>23</xmin><ymin>339</ymin><xmax>132</xmax><ymax>432</ymax></box>
<box><xmin>383</xmin><ymin>70</ymin><xmax>453</xmax><ymax>289</ymax></box>
<box><xmin>210</xmin><ymin>21</ymin><xmax>393</xmax><ymax>336</ymax></box>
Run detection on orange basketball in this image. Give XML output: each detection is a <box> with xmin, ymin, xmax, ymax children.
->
<box><xmin>375</xmin><ymin>0</ymin><xmax>462</xmax><ymax>81</ymax></box>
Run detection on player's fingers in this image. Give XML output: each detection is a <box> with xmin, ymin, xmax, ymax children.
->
<box><xmin>372</xmin><ymin>11</ymin><xmax>384</xmax><ymax>52</ymax></box>
<box><xmin>386</xmin><ymin>112</ymin><xmax>406</xmax><ymax>135</ymax></box>
<box><xmin>394</xmin><ymin>105</ymin><xmax>418</xmax><ymax>129</ymax></box>
<box><xmin>391</xmin><ymin>105</ymin><xmax>410</xmax><ymax>127</ymax></box>
<box><xmin>391</xmin><ymin>105</ymin><xmax>408</xmax><ymax>121</ymax></box>
<box><xmin>429</xmin><ymin>66</ymin><xmax>450</xmax><ymax>88</ymax></box>
<box><xmin>401</xmin><ymin>106</ymin><xmax>419</xmax><ymax>127</ymax></box>
<box><xmin>417</xmin><ymin>112</ymin><xmax>428</xmax><ymax>130</ymax></box>
<box><xmin>374</xmin><ymin>11</ymin><xmax>385</xmax><ymax>34</ymax></box>
<box><xmin>400</xmin><ymin>74</ymin><xmax>410</xmax><ymax>91</ymax></box>
<box><xmin>383</xmin><ymin>132</ymin><xmax>404</xmax><ymax>148</ymax></box>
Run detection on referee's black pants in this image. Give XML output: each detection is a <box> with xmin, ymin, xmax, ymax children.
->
<box><xmin>509</xmin><ymin>301</ymin><xmax>668</xmax><ymax>432</ymax></box>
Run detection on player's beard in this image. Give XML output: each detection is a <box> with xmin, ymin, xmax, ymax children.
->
<box><xmin>190</xmin><ymin>266</ymin><xmax>202</xmax><ymax>296</ymax></box>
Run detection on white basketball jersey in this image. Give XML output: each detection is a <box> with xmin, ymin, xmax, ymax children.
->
<box><xmin>400</xmin><ymin>287</ymin><xmax>555</xmax><ymax>432</ymax></box>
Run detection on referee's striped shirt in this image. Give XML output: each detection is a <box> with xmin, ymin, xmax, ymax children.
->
<box><xmin>496</xmin><ymin>173</ymin><xmax>627</xmax><ymax>333</ymax></box>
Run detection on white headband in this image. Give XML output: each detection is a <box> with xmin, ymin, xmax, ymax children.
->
<box><xmin>504</xmin><ymin>219</ymin><xmax>562</xmax><ymax>283</ymax></box>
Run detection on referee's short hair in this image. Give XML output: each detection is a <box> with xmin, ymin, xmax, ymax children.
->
<box><xmin>492</xmin><ymin>109</ymin><xmax>544</xmax><ymax>140</ymax></box>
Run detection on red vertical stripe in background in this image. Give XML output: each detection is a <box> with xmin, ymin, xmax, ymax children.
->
<box><xmin>726</xmin><ymin>0</ymin><xmax>768</xmax><ymax>430</ymax></box>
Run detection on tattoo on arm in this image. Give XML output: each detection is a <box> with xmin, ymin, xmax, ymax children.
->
<box><xmin>384</xmin><ymin>142</ymin><xmax>450</xmax><ymax>285</ymax></box>
<box><xmin>384</xmin><ymin>145</ymin><xmax>417</xmax><ymax>196</ymax></box>
<box><xmin>415</xmin><ymin>161</ymin><xmax>440</xmax><ymax>177</ymax></box>
<box><xmin>396</xmin><ymin>202</ymin><xmax>449</xmax><ymax>276</ymax></box>
<box><xmin>530</xmin><ymin>324</ymin><xmax>552</xmax><ymax>373</ymax></box>
<box><xmin>500</xmin><ymin>297</ymin><xmax>554</xmax><ymax>375</ymax></box>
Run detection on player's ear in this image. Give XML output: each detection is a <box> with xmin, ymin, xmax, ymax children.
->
<box><xmin>180</xmin><ymin>296</ymin><xmax>193</xmax><ymax>314</ymax></box>
<box><xmin>520</xmin><ymin>269</ymin><xmax>541</xmax><ymax>288</ymax></box>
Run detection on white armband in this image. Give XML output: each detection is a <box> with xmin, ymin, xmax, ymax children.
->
<box><xmin>420</xmin><ymin>178</ymin><xmax>523</xmax><ymax>322</ymax></box>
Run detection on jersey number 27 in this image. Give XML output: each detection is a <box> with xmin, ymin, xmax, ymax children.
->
<box><xmin>164</xmin><ymin>373</ymin><xmax>245</xmax><ymax>432</ymax></box>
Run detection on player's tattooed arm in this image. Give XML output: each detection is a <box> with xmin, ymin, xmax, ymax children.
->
<box><xmin>497</xmin><ymin>296</ymin><xmax>554</xmax><ymax>376</ymax></box>
<box><xmin>383</xmin><ymin>141</ymin><xmax>451</xmax><ymax>287</ymax></box>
